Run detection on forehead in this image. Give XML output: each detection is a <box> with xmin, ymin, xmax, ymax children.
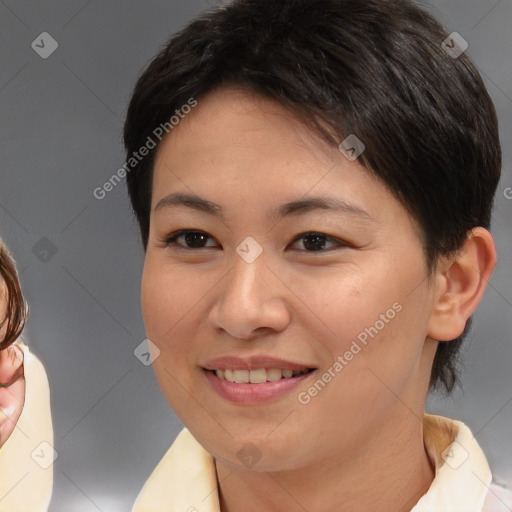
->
<box><xmin>158</xmin><ymin>87</ymin><xmax>335</xmax><ymax>160</ymax></box>
<box><xmin>150</xmin><ymin>87</ymin><xmax>409</xmax><ymax>230</ymax></box>
<box><xmin>153</xmin><ymin>88</ymin><xmax>366</xmax><ymax>190</ymax></box>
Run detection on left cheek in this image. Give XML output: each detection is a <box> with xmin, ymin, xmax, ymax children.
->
<box><xmin>317</xmin><ymin>277</ymin><xmax>385</xmax><ymax>336</ymax></box>
<box><xmin>322</xmin><ymin>278</ymin><xmax>410</xmax><ymax>355</ymax></box>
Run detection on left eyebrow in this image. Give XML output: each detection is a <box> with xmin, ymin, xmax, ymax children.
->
<box><xmin>273</xmin><ymin>196</ymin><xmax>374</xmax><ymax>222</ymax></box>
<box><xmin>153</xmin><ymin>193</ymin><xmax>374</xmax><ymax>222</ymax></box>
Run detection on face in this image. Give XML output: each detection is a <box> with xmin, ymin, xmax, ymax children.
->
<box><xmin>141</xmin><ymin>87</ymin><xmax>439</xmax><ymax>471</ymax></box>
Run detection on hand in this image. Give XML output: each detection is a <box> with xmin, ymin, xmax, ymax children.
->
<box><xmin>0</xmin><ymin>344</ymin><xmax>25</xmax><ymax>447</ymax></box>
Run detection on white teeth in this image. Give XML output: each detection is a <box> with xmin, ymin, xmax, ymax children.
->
<box><xmin>234</xmin><ymin>369</ymin><xmax>250</xmax><ymax>383</ymax></box>
<box><xmin>249</xmin><ymin>368</ymin><xmax>267</xmax><ymax>383</ymax></box>
<box><xmin>266</xmin><ymin>368</ymin><xmax>283</xmax><ymax>381</ymax></box>
<box><xmin>214</xmin><ymin>368</ymin><xmax>310</xmax><ymax>383</ymax></box>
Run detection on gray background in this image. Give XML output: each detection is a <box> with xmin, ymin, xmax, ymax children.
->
<box><xmin>0</xmin><ymin>0</ymin><xmax>511</xmax><ymax>510</ymax></box>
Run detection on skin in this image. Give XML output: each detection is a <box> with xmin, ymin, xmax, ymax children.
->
<box><xmin>141</xmin><ymin>87</ymin><xmax>496</xmax><ymax>512</ymax></box>
<box><xmin>0</xmin><ymin>279</ymin><xmax>25</xmax><ymax>448</ymax></box>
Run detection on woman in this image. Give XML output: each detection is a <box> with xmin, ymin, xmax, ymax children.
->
<box><xmin>0</xmin><ymin>240</ymin><xmax>53</xmax><ymax>512</ymax></box>
<box><xmin>122</xmin><ymin>0</ymin><xmax>506</xmax><ymax>510</ymax></box>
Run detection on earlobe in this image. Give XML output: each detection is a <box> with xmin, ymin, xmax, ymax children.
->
<box><xmin>427</xmin><ymin>227</ymin><xmax>497</xmax><ymax>342</ymax></box>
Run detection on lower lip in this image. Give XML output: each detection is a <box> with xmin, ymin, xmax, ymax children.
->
<box><xmin>203</xmin><ymin>369</ymin><xmax>315</xmax><ymax>405</ymax></box>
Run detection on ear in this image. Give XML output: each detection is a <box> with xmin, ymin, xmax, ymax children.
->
<box><xmin>427</xmin><ymin>227</ymin><xmax>497</xmax><ymax>341</ymax></box>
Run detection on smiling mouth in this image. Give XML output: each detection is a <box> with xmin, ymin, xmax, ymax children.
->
<box><xmin>207</xmin><ymin>368</ymin><xmax>316</xmax><ymax>383</ymax></box>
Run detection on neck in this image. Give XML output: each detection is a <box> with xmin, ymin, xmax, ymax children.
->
<box><xmin>215</xmin><ymin>412</ymin><xmax>435</xmax><ymax>512</ymax></box>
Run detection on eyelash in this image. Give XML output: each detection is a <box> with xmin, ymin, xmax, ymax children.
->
<box><xmin>162</xmin><ymin>230</ymin><xmax>350</xmax><ymax>253</ymax></box>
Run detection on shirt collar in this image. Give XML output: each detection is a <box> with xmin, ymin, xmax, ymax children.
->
<box><xmin>411</xmin><ymin>414</ymin><xmax>492</xmax><ymax>511</ymax></box>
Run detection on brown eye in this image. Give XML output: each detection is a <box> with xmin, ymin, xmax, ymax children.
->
<box><xmin>288</xmin><ymin>232</ymin><xmax>348</xmax><ymax>252</ymax></box>
<box><xmin>164</xmin><ymin>230</ymin><xmax>218</xmax><ymax>250</ymax></box>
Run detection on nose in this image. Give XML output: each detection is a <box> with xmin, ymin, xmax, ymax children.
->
<box><xmin>207</xmin><ymin>250</ymin><xmax>291</xmax><ymax>341</ymax></box>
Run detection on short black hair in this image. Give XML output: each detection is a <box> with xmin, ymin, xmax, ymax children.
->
<box><xmin>123</xmin><ymin>0</ymin><xmax>501</xmax><ymax>394</ymax></box>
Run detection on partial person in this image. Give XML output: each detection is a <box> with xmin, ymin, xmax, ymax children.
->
<box><xmin>0</xmin><ymin>240</ymin><xmax>53</xmax><ymax>512</ymax></box>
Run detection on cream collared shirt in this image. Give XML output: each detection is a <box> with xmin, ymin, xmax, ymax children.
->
<box><xmin>133</xmin><ymin>415</ymin><xmax>504</xmax><ymax>512</ymax></box>
<box><xmin>0</xmin><ymin>343</ymin><xmax>53</xmax><ymax>512</ymax></box>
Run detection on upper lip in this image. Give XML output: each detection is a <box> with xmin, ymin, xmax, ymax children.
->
<box><xmin>202</xmin><ymin>356</ymin><xmax>316</xmax><ymax>371</ymax></box>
